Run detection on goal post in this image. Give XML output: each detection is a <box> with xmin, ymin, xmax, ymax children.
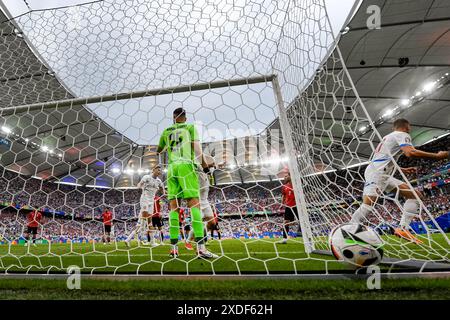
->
<box><xmin>272</xmin><ymin>75</ymin><xmax>315</xmax><ymax>253</ymax></box>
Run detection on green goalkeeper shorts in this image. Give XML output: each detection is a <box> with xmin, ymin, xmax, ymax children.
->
<box><xmin>167</xmin><ymin>162</ymin><xmax>200</xmax><ymax>200</ymax></box>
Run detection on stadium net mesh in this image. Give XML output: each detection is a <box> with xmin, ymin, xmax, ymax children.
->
<box><xmin>0</xmin><ymin>0</ymin><xmax>448</xmax><ymax>275</ymax></box>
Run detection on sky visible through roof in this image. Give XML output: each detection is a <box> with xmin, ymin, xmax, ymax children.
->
<box><xmin>3</xmin><ymin>0</ymin><xmax>357</xmax><ymax>145</ymax></box>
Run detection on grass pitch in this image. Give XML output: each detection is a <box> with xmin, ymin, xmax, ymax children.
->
<box><xmin>0</xmin><ymin>238</ymin><xmax>348</xmax><ymax>274</ymax></box>
<box><xmin>0</xmin><ymin>234</ymin><xmax>448</xmax><ymax>274</ymax></box>
<box><xmin>0</xmin><ymin>236</ymin><xmax>449</xmax><ymax>300</ymax></box>
<box><xmin>0</xmin><ymin>277</ymin><xmax>449</xmax><ymax>300</ymax></box>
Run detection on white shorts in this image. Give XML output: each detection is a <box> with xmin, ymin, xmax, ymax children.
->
<box><xmin>140</xmin><ymin>200</ymin><xmax>154</xmax><ymax>215</ymax></box>
<box><xmin>198</xmin><ymin>171</ymin><xmax>214</xmax><ymax>220</ymax></box>
<box><xmin>363</xmin><ymin>170</ymin><xmax>404</xmax><ymax>197</ymax></box>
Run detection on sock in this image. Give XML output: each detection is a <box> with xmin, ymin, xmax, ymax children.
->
<box><xmin>126</xmin><ymin>228</ymin><xmax>137</xmax><ymax>242</ymax></box>
<box><xmin>169</xmin><ymin>211</ymin><xmax>180</xmax><ymax>245</ymax></box>
<box><xmin>400</xmin><ymin>199</ymin><xmax>419</xmax><ymax>228</ymax></box>
<box><xmin>160</xmin><ymin>231</ymin><xmax>164</xmax><ymax>242</ymax></box>
<box><xmin>350</xmin><ymin>204</ymin><xmax>373</xmax><ymax>224</ymax></box>
<box><xmin>188</xmin><ymin>229</ymin><xmax>194</xmax><ymax>242</ymax></box>
<box><xmin>283</xmin><ymin>225</ymin><xmax>289</xmax><ymax>239</ymax></box>
<box><xmin>203</xmin><ymin>227</ymin><xmax>208</xmax><ymax>244</ymax></box>
<box><xmin>147</xmin><ymin>233</ymin><xmax>151</xmax><ymax>242</ymax></box>
<box><xmin>191</xmin><ymin>207</ymin><xmax>203</xmax><ymax>239</ymax></box>
<box><xmin>218</xmin><ymin>231</ymin><xmax>221</xmax><ymax>240</ymax></box>
<box><xmin>138</xmin><ymin>219</ymin><xmax>147</xmax><ymax>241</ymax></box>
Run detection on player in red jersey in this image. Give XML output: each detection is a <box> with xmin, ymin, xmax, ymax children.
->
<box><xmin>151</xmin><ymin>195</ymin><xmax>165</xmax><ymax>243</ymax></box>
<box><xmin>24</xmin><ymin>209</ymin><xmax>42</xmax><ymax>246</ymax></box>
<box><xmin>210</xmin><ymin>210</ymin><xmax>221</xmax><ymax>240</ymax></box>
<box><xmin>178</xmin><ymin>208</ymin><xmax>193</xmax><ymax>250</ymax></box>
<box><xmin>102</xmin><ymin>207</ymin><xmax>113</xmax><ymax>244</ymax></box>
<box><xmin>280</xmin><ymin>172</ymin><xmax>299</xmax><ymax>244</ymax></box>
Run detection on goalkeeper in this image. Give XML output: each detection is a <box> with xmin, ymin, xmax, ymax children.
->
<box><xmin>157</xmin><ymin>107</ymin><xmax>218</xmax><ymax>259</ymax></box>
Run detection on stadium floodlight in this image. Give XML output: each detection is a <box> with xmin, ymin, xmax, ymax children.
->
<box><xmin>1</xmin><ymin>126</ymin><xmax>11</xmax><ymax>134</ymax></box>
<box><xmin>423</xmin><ymin>82</ymin><xmax>436</xmax><ymax>92</ymax></box>
<box><xmin>41</xmin><ymin>145</ymin><xmax>49</xmax><ymax>152</ymax></box>
<box><xmin>382</xmin><ymin>109</ymin><xmax>394</xmax><ymax>118</ymax></box>
<box><xmin>401</xmin><ymin>99</ymin><xmax>410</xmax><ymax>106</ymax></box>
<box><xmin>111</xmin><ymin>168</ymin><xmax>121</xmax><ymax>174</ymax></box>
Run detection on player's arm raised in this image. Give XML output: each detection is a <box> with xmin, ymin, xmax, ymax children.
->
<box><xmin>190</xmin><ymin>125</ymin><xmax>208</xmax><ymax>168</ymax></box>
<box><xmin>400</xmin><ymin>167</ymin><xmax>418</xmax><ymax>174</ymax></box>
<box><xmin>400</xmin><ymin>145</ymin><xmax>449</xmax><ymax>160</ymax></box>
<box><xmin>156</xmin><ymin>130</ymin><xmax>167</xmax><ymax>154</ymax></box>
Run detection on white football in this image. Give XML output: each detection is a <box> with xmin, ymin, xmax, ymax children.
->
<box><xmin>329</xmin><ymin>223</ymin><xmax>384</xmax><ymax>268</ymax></box>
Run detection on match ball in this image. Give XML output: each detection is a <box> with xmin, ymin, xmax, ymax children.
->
<box><xmin>329</xmin><ymin>223</ymin><xmax>384</xmax><ymax>268</ymax></box>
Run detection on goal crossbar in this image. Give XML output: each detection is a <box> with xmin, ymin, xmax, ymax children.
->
<box><xmin>1</xmin><ymin>75</ymin><xmax>275</xmax><ymax>115</ymax></box>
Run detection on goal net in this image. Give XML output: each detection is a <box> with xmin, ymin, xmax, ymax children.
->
<box><xmin>0</xmin><ymin>0</ymin><xmax>448</xmax><ymax>275</ymax></box>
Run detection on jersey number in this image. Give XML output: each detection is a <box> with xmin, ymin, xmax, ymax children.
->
<box><xmin>169</xmin><ymin>130</ymin><xmax>184</xmax><ymax>157</ymax></box>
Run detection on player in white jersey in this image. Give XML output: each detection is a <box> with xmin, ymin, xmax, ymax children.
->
<box><xmin>351</xmin><ymin>119</ymin><xmax>449</xmax><ymax>243</ymax></box>
<box><xmin>187</xmin><ymin>154</ymin><xmax>219</xmax><ymax>254</ymax></box>
<box><xmin>125</xmin><ymin>165</ymin><xmax>164</xmax><ymax>247</ymax></box>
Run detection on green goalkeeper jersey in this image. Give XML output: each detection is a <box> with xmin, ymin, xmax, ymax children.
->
<box><xmin>158</xmin><ymin>122</ymin><xmax>199</xmax><ymax>164</ymax></box>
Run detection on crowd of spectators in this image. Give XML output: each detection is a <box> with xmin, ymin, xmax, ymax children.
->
<box><xmin>0</xmin><ymin>135</ymin><xmax>448</xmax><ymax>241</ymax></box>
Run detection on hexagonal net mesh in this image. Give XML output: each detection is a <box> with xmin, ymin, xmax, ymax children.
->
<box><xmin>0</xmin><ymin>0</ymin><xmax>448</xmax><ymax>275</ymax></box>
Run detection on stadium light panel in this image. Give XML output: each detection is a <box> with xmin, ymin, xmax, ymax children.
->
<box><xmin>41</xmin><ymin>146</ymin><xmax>49</xmax><ymax>152</ymax></box>
<box><xmin>423</xmin><ymin>82</ymin><xmax>436</xmax><ymax>92</ymax></box>
<box><xmin>86</xmin><ymin>185</ymin><xmax>109</xmax><ymax>189</ymax></box>
<box><xmin>111</xmin><ymin>168</ymin><xmax>121</xmax><ymax>174</ymax></box>
<box><xmin>345</xmin><ymin>161</ymin><xmax>370</xmax><ymax>169</ymax></box>
<box><xmin>401</xmin><ymin>99</ymin><xmax>410</xmax><ymax>106</ymax></box>
<box><xmin>1</xmin><ymin>126</ymin><xmax>11</xmax><ymax>134</ymax></box>
<box><xmin>382</xmin><ymin>109</ymin><xmax>394</xmax><ymax>118</ymax></box>
<box><xmin>55</xmin><ymin>181</ymin><xmax>82</xmax><ymax>187</ymax></box>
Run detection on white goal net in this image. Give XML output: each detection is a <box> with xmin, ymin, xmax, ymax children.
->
<box><xmin>0</xmin><ymin>0</ymin><xmax>448</xmax><ymax>275</ymax></box>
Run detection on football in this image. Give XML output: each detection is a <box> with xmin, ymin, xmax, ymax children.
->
<box><xmin>329</xmin><ymin>223</ymin><xmax>384</xmax><ymax>268</ymax></box>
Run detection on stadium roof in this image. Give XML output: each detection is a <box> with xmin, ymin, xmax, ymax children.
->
<box><xmin>0</xmin><ymin>0</ymin><xmax>449</xmax><ymax>188</ymax></box>
<box><xmin>270</xmin><ymin>0</ymin><xmax>450</xmax><ymax>169</ymax></box>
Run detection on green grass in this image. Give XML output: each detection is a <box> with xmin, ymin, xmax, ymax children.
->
<box><xmin>0</xmin><ymin>235</ymin><xmax>448</xmax><ymax>274</ymax></box>
<box><xmin>0</xmin><ymin>236</ymin><xmax>449</xmax><ymax>299</ymax></box>
<box><xmin>0</xmin><ymin>278</ymin><xmax>449</xmax><ymax>300</ymax></box>
<box><xmin>0</xmin><ymin>238</ymin><xmax>349</xmax><ymax>274</ymax></box>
